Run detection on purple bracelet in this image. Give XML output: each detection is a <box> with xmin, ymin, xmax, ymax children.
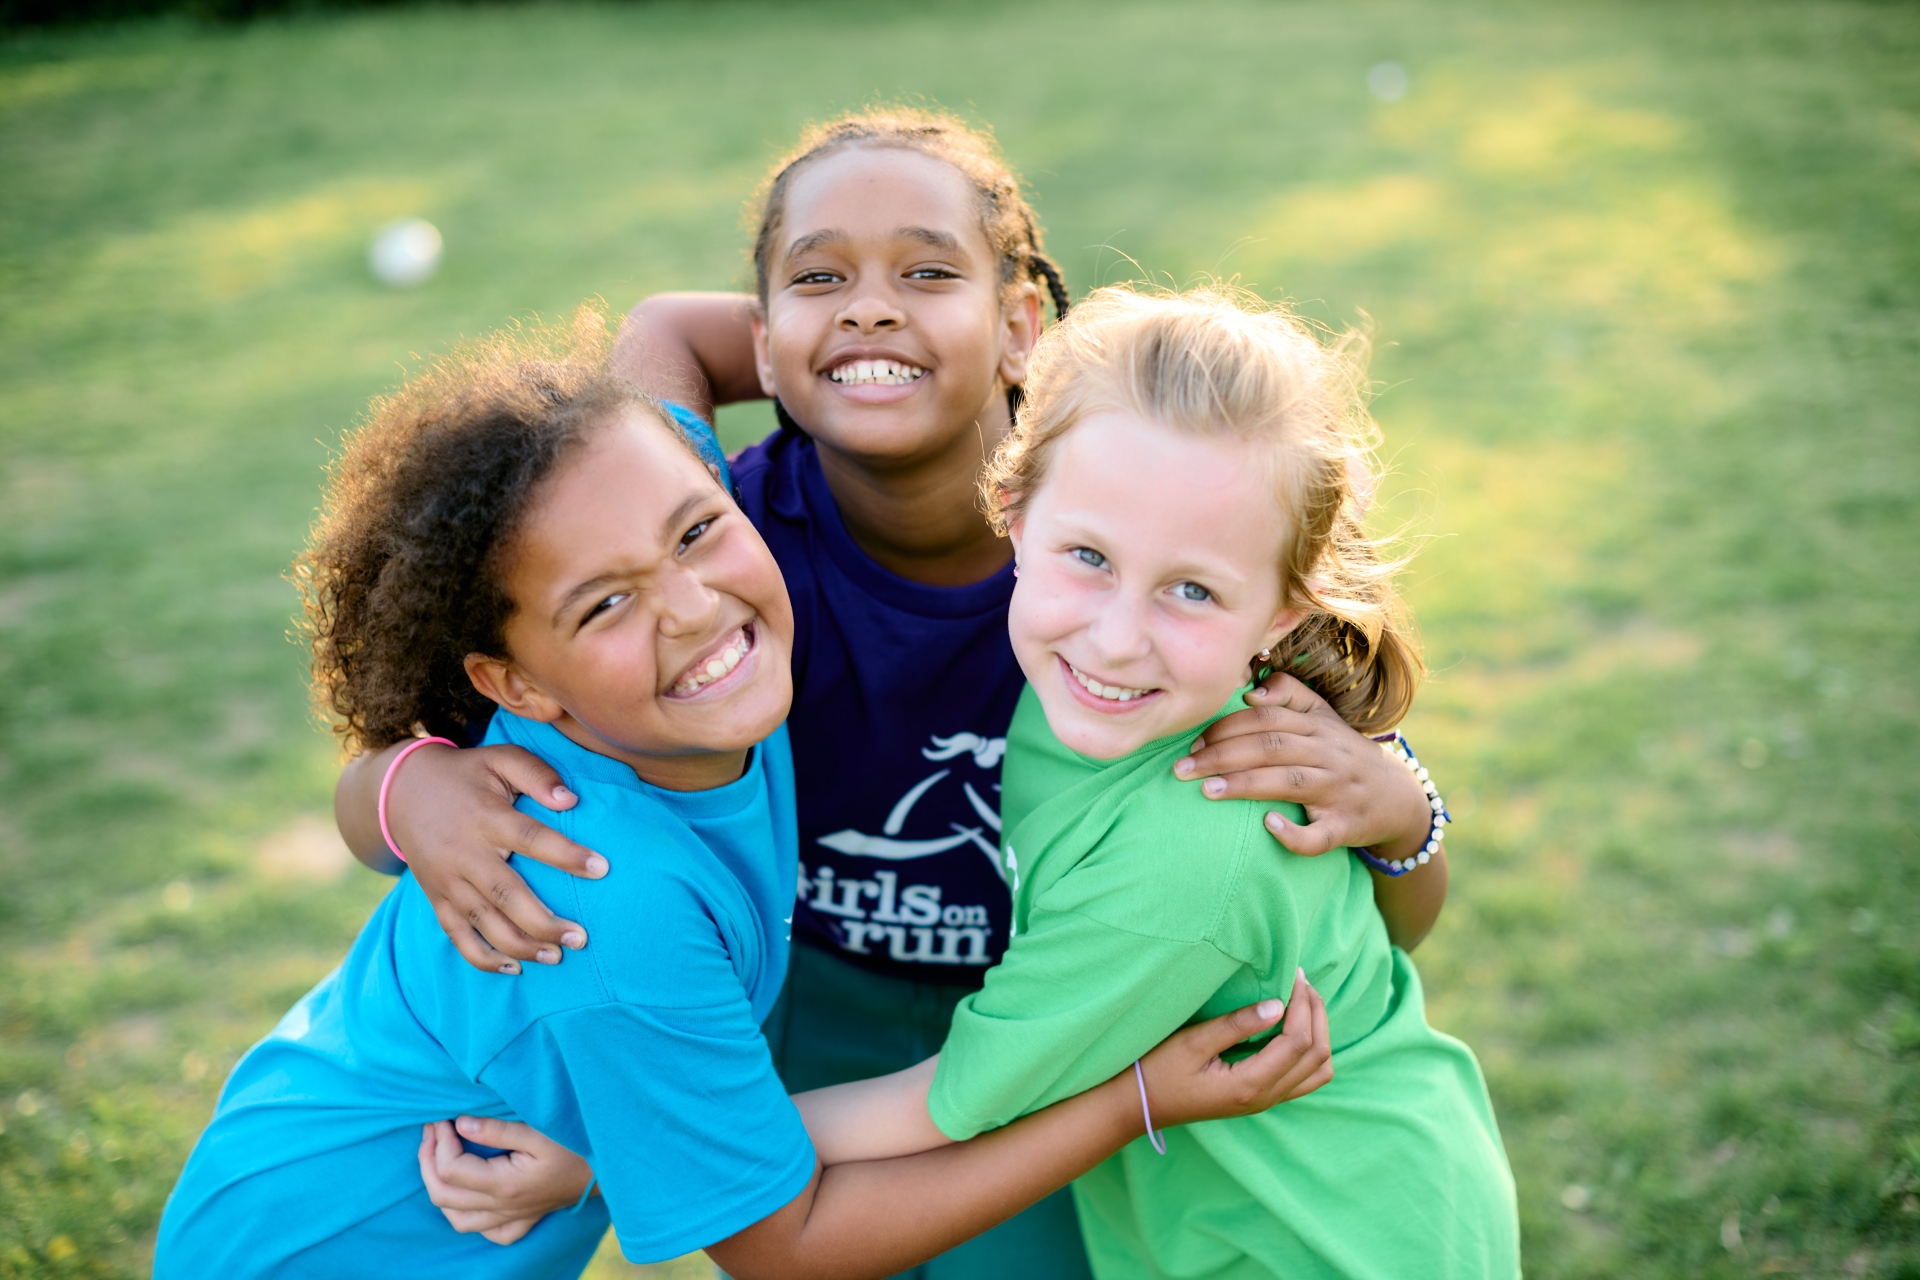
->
<box><xmin>1355</xmin><ymin>731</ymin><xmax>1449</xmax><ymax>878</ymax></box>
<box><xmin>1132</xmin><ymin>1060</ymin><xmax>1167</xmax><ymax>1155</ymax></box>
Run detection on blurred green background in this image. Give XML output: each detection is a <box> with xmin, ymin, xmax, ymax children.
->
<box><xmin>1</xmin><ymin>1</ymin><xmax>1916</xmax><ymax>1276</ymax></box>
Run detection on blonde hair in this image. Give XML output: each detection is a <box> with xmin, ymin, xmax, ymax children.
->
<box><xmin>980</xmin><ymin>284</ymin><xmax>1421</xmax><ymax>734</ymax></box>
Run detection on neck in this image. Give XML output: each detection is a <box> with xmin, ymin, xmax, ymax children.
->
<box><xmin>553</xmin><ymin>718</ymin><xmax>750</xmax><ymax>793</ymax></box>
<box><xmin>809</xmin><ymin>391</ymin><xmax>1016</xmax><ymax>588</ymax></box>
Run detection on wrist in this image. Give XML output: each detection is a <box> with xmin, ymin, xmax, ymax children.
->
<box><xmin>379</xmin><ymin>737</ymin><xmax>458</xmax><ymax>862</ymax></box>
<box><xmin>1357</xmin><ymin>731</ymin><xmax>1448</xmax><ymax>876</ymax></box>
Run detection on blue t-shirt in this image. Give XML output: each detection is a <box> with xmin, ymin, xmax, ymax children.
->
<box><xmin>155</xmin><ymin>713</ymin><xmax>813</xmax><ymax>1279</ymax></box>
<box><xmin>725</xmin><ymin>415</ymin><xmax>1025</xmax><ymax>984</ymax></box>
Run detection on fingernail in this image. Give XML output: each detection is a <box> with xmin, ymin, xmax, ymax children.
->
<box><xmin>536</xmin><ymin>948</ymin><xmax>559</xmax><ymax>965</ymax></box>
<box><xmin>585</xmin><ymin>855</ymin><xmax>609</xmax><ymax>878</ymax></box>
<box><xmin>1265</xmin><ymin>812</ymin><xmax>1287</xmax><ymax>832</ymax></box>
<box><xmin>457</xmin><ymin>1117</ymin><xmax>478</xmax><ymax>1135</ymax></box>
<box><xmin>562</xmin><ymin>930</ymin><xmax>586</xmax><ymax>949</ymax></box>
<box><xmin>1174</xmin><ymin>757</ymin><xmax>1195</xmax><ymax>778</ymax></box>
<box><xmin>1257</xmin><ymin>998</ymin><xmax>1285</xmax><ymax>1020</ymax></box>
<box><xmin>1202</xmin><ymin>778</ymin><xmax>1225</xmax><ymax>798</ymax></box>
<box><xmin>1249</xmin><ymin>686</ymin><xmax>1267</xmax><ymax>698</ymax></box>
<box><xmin>1297</xmin><ymin>966</ymin><xmax>1307</xmax><ymax>983</ymax></box>
<box><xmin>552</xmin><ymin>785</ymin><xmax>576</xmax><ymax>804</ymax></box>
<box><xmin>499</xmin><ymin>961</ymin><xmax>520</xmax><ymax>975</ymax></box>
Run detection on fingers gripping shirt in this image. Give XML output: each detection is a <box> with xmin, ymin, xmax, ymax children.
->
<box><xmin>155</xmin><ymin>713</ymin><xmax>815</xmax><ymax>1278</ymax></box>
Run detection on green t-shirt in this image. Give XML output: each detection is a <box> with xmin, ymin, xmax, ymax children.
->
<box><xmin>929</xmin><ymin>686</ymin><xmax>1518</xmax><ymax>1280</ymax></box>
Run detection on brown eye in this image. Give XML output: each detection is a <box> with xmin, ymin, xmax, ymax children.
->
<box><xmin>679</xmin><ymin>518</ymin><xmax>715</xmax><ymax>551</ymax></box>
<box><xmin>585</xmin><ymin>593</ymin><xmax>630</xmax><ymax>623</ymax></box>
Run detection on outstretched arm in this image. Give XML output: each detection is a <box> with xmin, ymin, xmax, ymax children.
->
<box><xmin>421</xmin><ymin>984</ymin><xmax>1332</xmax><ymax>1265</ymax></box>
<box><xmin>1174</xmin><ymin>672</ymin><xmax>1447</xmax><ymax>950</ymax></box>
<box><xmin>611</xmin><ymin>292</ymin><xmax>765</xmax><ymax>419</ymax></box>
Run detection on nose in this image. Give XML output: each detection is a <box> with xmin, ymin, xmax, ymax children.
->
<box><xmin>655</xmin><ymin>564</ymin><xmax>721</xmax><ymax>640</ymax></box>
<box><xmin>837</xmin><ymin>283</ymin><xmax>904</xmax><ymax>333</ymax></box>
<box><xmin>1083</xmin><ymin>588</ymin><xmax>1154</xmax><ymax>668</ymax></box>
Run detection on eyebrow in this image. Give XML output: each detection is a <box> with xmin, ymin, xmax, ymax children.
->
<box><xmin>897</xmin><ymin>225</ymin><xmax>963</xmax><ymax>253</ymax></box>
<box><xmin>548</xmin><ymin>490</ymin><xmax>714</xmax><ymax>628</ymax></box>
<box><xmin>781</xmin><ymin>225</ymin><xmax>965</xmax><ymax>261</ymax></box>
<box><xmin>784</xmin><ymin>228</ymin><xmax>850</xmax><ymax>259</ymax></box>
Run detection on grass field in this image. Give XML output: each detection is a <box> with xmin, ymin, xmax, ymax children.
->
<box><xmin>1</xmin><ymin>1</ymin><xmax>1916</xmax><ymax>1275</ymax></box>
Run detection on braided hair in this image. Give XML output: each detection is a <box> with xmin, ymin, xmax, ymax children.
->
<box><xmin>749</xmin><ymin>106</ymin><xmax>1070</xmax><ymax>325</ymax></box>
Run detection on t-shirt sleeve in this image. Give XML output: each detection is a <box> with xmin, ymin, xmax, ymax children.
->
<box><xmin>660</xmin><ymin>399</ymin><xmax>733</xmax><ymax>490</ymax></box>
<box><xmin>479</xmin><ymin>998</ymin><xmax>816</xmax><ymax>1264</ymax></box>
<box><xmin>927</xmin><ymin>898</ymin><xmax>1243</xmax><ymax>1141</ymax></box>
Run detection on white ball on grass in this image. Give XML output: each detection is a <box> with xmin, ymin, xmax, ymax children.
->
<box><xmin>1366</xmin><ymin>61</ymin><xmax>1409</xmax><ymax>103</ymax></box>
<box><xmin>369</xmin><ymin>219</ymin><xmax>443</xmax><ymax>287</ymax></box>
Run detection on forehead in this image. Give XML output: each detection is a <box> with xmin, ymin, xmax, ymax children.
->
<box><xmin>515</xmin><ymin>410</ymin><xmax>707</xmax><ymax>557</ymax></box>
<box><xmin>1042</xmin><ymin>411</ymin><xmax>1285</xmax><ymax>572</ymax></box>
<box><xmin>777</xmin><ymin>145</ymin><xmax>990</xmax><ymax>256</ymax></box>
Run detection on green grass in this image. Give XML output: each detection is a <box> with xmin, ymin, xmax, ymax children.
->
<box><xmin>1</xmin><ymin>1</ymin><xmax>1916</xmax><ymax>1275</ymax></box>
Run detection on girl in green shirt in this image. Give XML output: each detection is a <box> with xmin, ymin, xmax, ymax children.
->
<box><xmin>825</xmin><ymin>283</ymin><xmax>1519</xmax><ymax>1278</ymax></box>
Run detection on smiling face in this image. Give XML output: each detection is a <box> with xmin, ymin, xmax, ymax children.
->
<box><xmin>466</xmin><ymin>408</ymin><xmax>794</xmax><ymax>791</ymax></box>
<box><xmin>1007</xmin><ymin>411</ymin><xmax>1301</xmax><ymax>760</ymax></box>
<box><xmin>752</xmin><ymin>145</ymin><xmax>1039</xmax><ymax>466</ymax></box>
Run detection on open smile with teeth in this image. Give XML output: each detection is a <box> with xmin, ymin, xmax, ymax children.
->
<box><xmin>1066</xmin><ymin>660</ymin><xmax>1156</xmax><ymax>703</ymax></box>
<box><xmin>668</xmin><ymin>623</ymin><xmax>755</xmax><ymax>698</ymax></box>
<box><xmin>828</xmin><ymin>358</ymin><xmax>927</xmax><ymax>386</ymax></box>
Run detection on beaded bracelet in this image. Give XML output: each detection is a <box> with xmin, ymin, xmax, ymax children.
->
<box><xmin>1354</xmin><ymin>731</ymin><xmax>1449</xmax><ymax>878</ymax></box>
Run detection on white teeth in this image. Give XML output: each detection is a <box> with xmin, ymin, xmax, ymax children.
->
<box><xmin>670</xmin><ymin>627</ymin><xmax>753</xmax><ymax>696</ymax></box>
<box><xmin>1068</xmin><ymin>662</ymin><xmax>1152</xmax><ymax>703</ymax></box>
<box><xmin>828</xmin><ymin>358</ymin><xmax>927</xmax><ymax>386</ymax></box>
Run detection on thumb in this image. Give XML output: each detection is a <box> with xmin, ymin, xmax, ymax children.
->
<box><xmin>483</xmin><ymin>745</ymin><xmax>577</xmax><ymax>811</ymax></box>
<box><xmin>455</xmin><ymin>1114</ymin><xmax>540</xmax><ymax>1151</ymax></box>
<box><xmin>1182</xmin><ymin>998</ymin><xmax>1287</xmax><ymax>1061</ymax></box>
<box><xmin>1264</xmin><ymin>810</ymin><xmax>1346</xmax><ymax>857</ymax></box>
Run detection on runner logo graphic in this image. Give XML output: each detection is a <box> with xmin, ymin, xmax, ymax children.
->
<box><xmin>803</xmin><ymin>732</ymin><xmax>1006</xmax><ymax>965</ymax></box>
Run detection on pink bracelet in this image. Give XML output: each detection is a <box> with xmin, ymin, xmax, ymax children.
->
<box><xmin>377</xmin><ymin>736</ymin><xmax>456</xmax><ymax>864</ymax></box>
<box><xmin>1132</xmin><ymin>1060</ymin><xmax>1167</xmax><ymax>1155</ymax></box>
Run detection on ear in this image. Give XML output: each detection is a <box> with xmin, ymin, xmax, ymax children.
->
<box><xmin>997</xmin><ymin>282</ymin><xmax>1044</xmax><ymax>389</ymax></box>
<box><xmin>749</xmin><ymin>304</ymin><xmax>778</xmax><ymax>400</ymax></box>
<box><xmin>1004</xmin><ymin>508</ymin><xmax>1027</xmax><ymax>560</ymax></box>
<box><xmin>464</xmin><ymin>653</ymin><xmax>567</xmax><ymax>725</ymax></box>
<box><xmin>1258</xmin><ymin>607</ymin><xmax>1308</xmax><ymax>655</ymax></box>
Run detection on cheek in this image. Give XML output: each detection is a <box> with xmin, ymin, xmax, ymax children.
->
<box><xmin>1150</xmin><ymin>611</ymin><xmax>1241</xmax><ymax>677</ymax></box>
<box><xmin>1009</xmin><ymin>563</ymin><xmax>1091</xmax><ymax>641</ymax></box>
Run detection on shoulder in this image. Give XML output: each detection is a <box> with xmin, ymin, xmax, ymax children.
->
<box><xmin>521</xmin><ymin>789</ymin><xmax>750</xmax><ymax>1010</ymax></box>
<box><xmin>1037</xmin><ymin>746</ymin><xmax>1273</xmax><ymax>945</ymax></box>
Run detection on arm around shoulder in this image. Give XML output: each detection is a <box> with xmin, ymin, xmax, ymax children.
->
<box><xmin>612</xmin><ymin>293</ymin><xmax>764</xmax><ymax>421</ymax></box>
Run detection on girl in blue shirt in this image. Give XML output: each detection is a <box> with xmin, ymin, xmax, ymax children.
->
<box><xmin>156</xmin><ymin>310</ymin><xmax>1332</xmax><ymax>1279</ymax></box>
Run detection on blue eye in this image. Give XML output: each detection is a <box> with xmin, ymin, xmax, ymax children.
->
<box><xmin>1174</xmin><ymin>582</ymin><xmax>1212</xmax><ymax>603</ymax></box>
<box><xmin>1070</xmin><ymin>547</ymin><xmax>1108</xmax><ymax>569</ymax></box>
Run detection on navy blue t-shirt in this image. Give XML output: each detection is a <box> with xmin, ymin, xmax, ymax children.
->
<box><xmin>726</xmin><ymin>417</ymin><xmax>1024</xmax><ymax>985</ymax></box>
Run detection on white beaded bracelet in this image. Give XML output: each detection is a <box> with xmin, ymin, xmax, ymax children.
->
<box><xmin>1354</xmin><ymin>731</ymin><xmax>1449</xmax><ymax>877</ymax></box>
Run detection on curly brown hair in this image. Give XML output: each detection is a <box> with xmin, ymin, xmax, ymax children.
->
<box><xmin>295</xmin><ymin>305</ymin><xmax>694</xmax><ymax>754</ymax></box>
<box><xmin>981</xmin><ymin>284</ymin><xmax>1423</xmax><ymax>735</ymax></box>
<box><xmin>748</xmin><ymin>104</ymin><xmax>1071</xmax><ymax>322</ymax></box>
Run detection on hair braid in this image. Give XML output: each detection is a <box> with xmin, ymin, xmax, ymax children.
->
<box><xmin>1028</xmin><ymin>252</ymin><xmax>1072</xmax><ymax>320</ymax></box>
